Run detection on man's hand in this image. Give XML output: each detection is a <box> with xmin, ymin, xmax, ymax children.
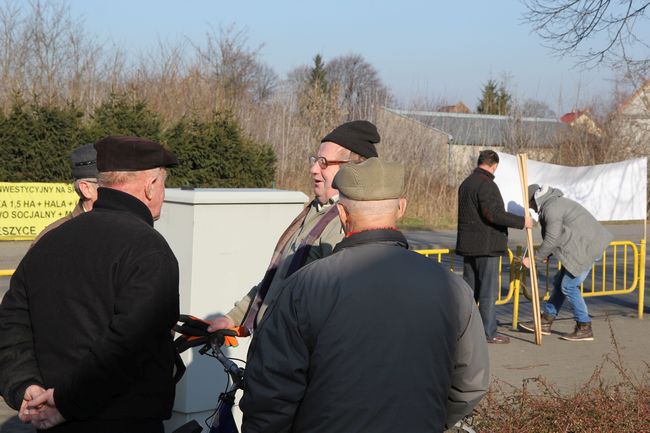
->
<box><xmin>19</xmin><ymin>385</ymin><xmax>45</xmax><ymax>422</ymax></box>
<box><xmin>523</xmin><ymin>214</ymin><xmax>533</xmax><ymax>229</ymax></box>
<box><xmin>25</xmin><ymin>388</ymin><xmax>66</xmax><ymax>429</ymax></box>
<box><xmin>207</xmin><ymin>315</ymin><xmax>235</xmax><ymax>332</ymax></box>
<box><xmin>522</xmin><ymin>257</ymin><xmax>531</xmax><ymax>268</ymax></box>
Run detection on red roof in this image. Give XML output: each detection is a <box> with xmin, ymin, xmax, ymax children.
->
<box><xmin>560</xmin><ymin>110</ymin><xmax>589</xmax><ymax>124</ymax></box>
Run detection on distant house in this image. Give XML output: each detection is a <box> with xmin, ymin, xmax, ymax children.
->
<box><xmin>610</xmin><ymin>79</ymin><xmax>650</xmax><ymax>156</ymax></box>
<box><xmin>381</xmin><ymin>107</ymin><xmax>566</xmax><ymax>185</ymax></box>
<box><xmin>560</xmin><ymin>109</ymin><xmax>602</xmax><ymax>137</ymax></box>
<box><xmin>438</xmin><ymin>102</ymin><xmax>470</xmax><ymax>114</ymax></box>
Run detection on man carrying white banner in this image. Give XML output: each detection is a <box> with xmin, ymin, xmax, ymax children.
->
<box><xmin>520</xmin><ymin>184</ymin><xmax>613</xmax><ymax>341</ymax></box>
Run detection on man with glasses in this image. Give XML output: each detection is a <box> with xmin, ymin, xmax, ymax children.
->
<box><xmin>31</xmin><ymin>143</ymin><xmax>99</xmax><ymax>246</ymax></box>
<box><xmin>209</xmin><ymin>120</ymin><xmax>380</xmax><ymax>333</ymax></box>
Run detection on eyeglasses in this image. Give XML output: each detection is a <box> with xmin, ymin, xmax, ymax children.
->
<box><xmin>309</xmin><ymin>156</ymin><xmax>350</xmax><ymax>169</ymax></box>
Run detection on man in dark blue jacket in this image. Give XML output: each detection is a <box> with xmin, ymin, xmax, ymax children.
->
<box><xmin>0</xmin><ymin>136</ymin><xmax>180</xmax><ymax>432</ymax></box>
<box><xmin>242</xmin><ymin>158</ymin><xmax>489</xmax><ymax>433</ymax></box>
<box><xmin>456</xmin><ymin>150</ymin><xmax>532</xmax><ymax>344</ymax></box>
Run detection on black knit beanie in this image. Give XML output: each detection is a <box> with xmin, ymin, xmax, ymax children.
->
<box><xmin>320</xmin><ymin>120</ymin><xmax>380</xmax><ymax>158</ymax></box>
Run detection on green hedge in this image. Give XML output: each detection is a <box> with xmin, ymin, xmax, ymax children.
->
<box><xmin>0</xmin><ymin>102</ymin><xmax>84</xmax><ymax>181</ymax></box>
<box><xmin>0</xmin><ymin>96</ymin><xmax>275</xmax><ymax>187</ymax></box>
<box><xmin>164</xmin><ymin>112</ymin><xmax>275</xmax><ymax>188</ymax></box>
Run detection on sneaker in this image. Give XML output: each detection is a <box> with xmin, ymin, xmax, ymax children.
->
<box><xmin>519</xmin><ymin>313</ymin><xmax>554</xmax><ymax>335</ymax></box>
<box><xmin>486</xmin><ymin>334</ymin><xmax>510</xmax><ymax>344</ymax></box>
<box><xmin>561</xmin><ymin>322</ymin><xmax>594</xmax><ymax>341</ymax></box>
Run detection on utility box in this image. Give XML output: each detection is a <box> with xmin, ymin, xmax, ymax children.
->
<box><xmin>155</xmin><ymin>188</ymin><xmax>309</xmax><ymax>432</ymax></box>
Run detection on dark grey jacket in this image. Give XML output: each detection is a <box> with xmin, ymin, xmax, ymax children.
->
<box><xmin>535</xmin><ymin>186</ymin><xmax>613</xmax><ymax>276</ymax></box>
<box><xmin>241</xmin><ymin>229</ymin><xmax>489</xmax><ymax>433</ymax></box>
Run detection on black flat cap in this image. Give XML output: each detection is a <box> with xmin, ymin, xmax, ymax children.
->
<box><xmin>70</xmin><ymin>143</ymin><xmax>98</xmax><ymax>179</ymax></box>
<box><xmin>95</xmin><ymin>136</ymin><xmax>178</xmax><ymax>172</ymax></box>
<box><xmin>321</xmin><ymin>120</ymin><xmax>380</xmax><ymax>158</ymax></box>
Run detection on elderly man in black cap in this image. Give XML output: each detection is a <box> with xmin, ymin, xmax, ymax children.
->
<box><xmin>241</xmin><ymin>158</ymin><xmax>489</xmax><ymax>433</ymax></box>
<box><xmin>0</xmin><ymin>136</ymin><xmax>180</xmax><ymax>432</ymax></box>
<box><xmin>209</xmin><ymin>120</ymin><xmax>380</xmax><ymax>333</ymax></box>
<box><xmin>31</xmin><ymin>143</ymin><xmax>99</xmax><ymax>246</ymax></box>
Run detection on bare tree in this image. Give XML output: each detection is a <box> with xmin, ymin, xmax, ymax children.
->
<box><xmin>516</xmin><ymin>98</ymin><xmax>557</xmax><ymax>118</ymax></box>
<box><xmin>251</xmin><ymin>62</ymin><xmax>278</xmax><ymax>103</ymax></box>
<box><xmin>0</xmin><ymin>0</ymin><xmax>118</xmax><ymax>112</ymax></box>
<box><xmin>522</xmin><ymin>0</ymin><xmax>650</xmax><ymax>72</ymax></box>
<box><xmin>191</xmin><ymin>25</ymin><xmax>270</xmax><ymax>110</ymax></box>
<box><xmin>325</xmin><ymin>53</ymin><xmax>391</xmax><ymax>120</ymax></box>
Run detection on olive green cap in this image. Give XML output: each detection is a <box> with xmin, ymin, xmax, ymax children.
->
<box><xmin>333</xmin><ymin>157</ymin><xmax>404</xmax><ymax>201</ymax></box>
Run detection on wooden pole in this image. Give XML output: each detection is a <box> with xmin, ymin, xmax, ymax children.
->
<box><xmin>516</xmin><ymin>154</ymin><xmax>543</xmax><ymax>345</ymax></box>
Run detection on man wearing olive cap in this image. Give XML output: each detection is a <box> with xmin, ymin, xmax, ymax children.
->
<box><xmin>241</xmin><ymin>158</ymin><xmax>489</xmax><ymax>433</ymax></box>
<box><xmin>31</xmin><ymin>143</ymin><xmax>100</xmax><ymax>246</ymax></box>
<box><xmin>0</xmin><ymin>136</ymin><xmax>180</xmax><ymax>432</ymax></box>
<box><xmin>209</xmin><ymin>120</ymin><xmax>380</xmax><ymax>334</ymax></box>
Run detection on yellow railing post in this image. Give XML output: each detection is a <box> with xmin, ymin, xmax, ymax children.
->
<box><xmin>512</xmin><ymin>245</ymin><xmax>521</xmax><ymax>330</ymax></box>
<box><xmin>639</xmin><ymin>239</ymin><xmax>646</xmax><ymax>319</ymax></box>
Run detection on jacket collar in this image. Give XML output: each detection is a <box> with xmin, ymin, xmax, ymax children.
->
<box><xmin>314</xmin><ymin>195</ymin><xmax>339</xmax><ymax>213</ymax></box>
<box><xmin>94</xmin><ymin>187</ymin><xmax>154</xmax><ymax>226</ymax></box>
<box><xmin>333</xmin><ymin>228</ymin><xmax>409</xmax><ymax>253</ymax></box>
<box><xmin>475</xmin><ymin>167</ymin><xmax>495</xmax><ymax>180</ymax></box>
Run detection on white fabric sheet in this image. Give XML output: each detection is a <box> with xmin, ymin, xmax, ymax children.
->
<box><xmin>494</xmin><ymin>152</ymin><xmax>647</xmax><ymax>221</ymax></box>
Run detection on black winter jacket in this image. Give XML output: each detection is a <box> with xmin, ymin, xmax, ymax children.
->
<box><xmin>456</xmin><ymin>168</ymin><xmax>525</xmax><ymax>256</ymax></box>
<box><xmin>0</xmin><ymin>188</ymin><xmax>179</xmax><ymax>432</ymax></box>
<box><xmin>241</xmin><ymin>229</ymin><xmax>489</xmax><ymax>433</ymax></box>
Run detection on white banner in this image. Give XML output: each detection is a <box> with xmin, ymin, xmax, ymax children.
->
<box><xmin>494</xmin><ymin>153</ymin><xmax>647</xmax><ymax>221</ymax></box>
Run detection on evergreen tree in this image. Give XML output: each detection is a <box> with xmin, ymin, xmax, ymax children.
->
<box><xmin>308</xmin><ymin>54</ymin><xmax>328</xmax><ymax>94</ymax></box>
<box><xmin>477</xmin><ymin>79</ymin><xmax>498</xmax><ymax>114</ymax></box>
<box><xmin>496</xmin><ymin>84</ymin><xmax>512</xmax><ymax>116</ymax></box>
<box><xmin>477</xmin><ymin>79</ymin><xmax>512</xmax><ymax>115</ymax></box>
<box><xmin>0</xmin><ymin>101</ymin><xmax>84</xmax><ymax>181</ymax></box>
<box><xmin>299</xmin><ymin>54</ymin><xmax>341</xmax><ymax>139</ymax></box>
<box><xmin>84</xmin><ymin>93</ymin><xmax>161</xmax><ymax>142</ymax></box>
<box><xmin>163</xmin><ymin>111</ymin><xmax>276</xmax><ymax>188</ymax></box>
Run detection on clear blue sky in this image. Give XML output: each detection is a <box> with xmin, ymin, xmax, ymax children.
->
<box><xmin>67</xmin><ymin>0</ymin><xmax>635</xmax><ymax>115</ymax></box>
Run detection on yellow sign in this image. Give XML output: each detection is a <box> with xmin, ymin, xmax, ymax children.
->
<box><xmin>0</xmin><ymin>182</ymin><xmax>78</xmax><ymax>240</ymax></box>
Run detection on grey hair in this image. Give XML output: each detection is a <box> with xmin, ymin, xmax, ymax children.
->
<box><xmin>98</xmin><ymin>167</ymin><xmax>162</xmax><ymax>187</ymax></box>
<box><xmin>73</xmin><ymin>178</ymin><xmax>97</xmax><ymax>198</ymax></box>
<box><xmin>338</xmin><ymin>195</ymin><xmax>400</xmax><ymax>216</ymax></box>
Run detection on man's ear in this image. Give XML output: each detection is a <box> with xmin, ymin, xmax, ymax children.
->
<box><xmin>336</xmin><ymin>202</ymin><xmax>348</xmax><ymax>231</ymax></box>
<box><xmin>397</xmin><ymin>198</ymin><xmax>408</xmax><ymax>220</ymax></box>
<box><xmin>77</xmin><ymin>180</ymin><xmax>95</xmax><ymax>201</ymax></box>
<box><xmin>144</xmin><ymin>176</ymin><xmax>155</xmax><ymax>200</ymax></box>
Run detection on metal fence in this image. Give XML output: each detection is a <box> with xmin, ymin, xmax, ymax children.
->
<box><xmin>1</xmin><ymin>240</ymin><xmax>646</xmax><ymax>327</ymax></box>
<box><xmin>415</xmin><ymin>239</ymin><xmax>647</xmax><ymax>326</ymax></box>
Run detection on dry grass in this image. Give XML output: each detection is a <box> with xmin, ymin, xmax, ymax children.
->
<box><xmin>472</xmin><ymin>321</ymin><xmax>650</xmax><ymax>433</ymax></box>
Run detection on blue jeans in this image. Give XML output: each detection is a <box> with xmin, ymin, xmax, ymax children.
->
<box><xmin>462</xmin><ymin>256</ymin><xmax>500</xmax><ymax>338</ymax></box>
<box><xmin>543</xmin><ymin>267</ymin><xmax>591</xmax><ymax>323</ymax></box>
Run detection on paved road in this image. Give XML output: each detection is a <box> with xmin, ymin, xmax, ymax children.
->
<box><xmin>1</xmin><ymin>223</ymin><xmax>648</xmax><ymax>431</ymax></box>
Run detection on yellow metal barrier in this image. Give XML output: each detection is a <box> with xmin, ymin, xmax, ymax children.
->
<box><xmin>415</xmin><ymin>249</ymin><xmax>450</xmax><ymax>263</ymax></box>
<box><xmin>416</xmin><ymin>239</ymin><xmax>646</xmax><ymax>327</ymax></box>
<box><xmin>5</xmin><ymin>240</ymin><xmax>647</xmax><ymax>322</ymax></box>
<box><xmin>510</xmin><ymin>240</ymin><xmax>646</xmax><ymax>327</ymax></box>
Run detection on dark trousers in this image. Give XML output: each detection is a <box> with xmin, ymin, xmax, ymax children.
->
<box><xmin>462</xmin><ymin>256</ymin><xmax>500</xmax><ymax>338</ymax></box>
